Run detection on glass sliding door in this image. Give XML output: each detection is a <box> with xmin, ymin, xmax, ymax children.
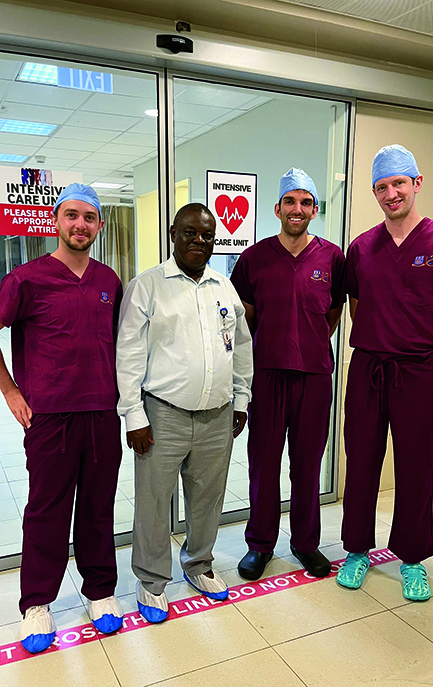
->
<box><xmin>0</xmin><ymin>51</ymin><xmax>160</xmax><ymax>567</ymax></box>
<box><xmin>0</xmin><ymin>54</ymin><xmax>350</xmax><ymax>563</ymax></box>
<box><xmin>169</xmin><ymin>75</ymin><xmax>350</xmax><ymax>532</ymax></box>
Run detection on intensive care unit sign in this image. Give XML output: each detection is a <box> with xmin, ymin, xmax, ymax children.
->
<box><xmin>207</xmin><ymin>170</ymin><xmax>257</xmax><ymax>255</ymax></box>
<box><xmin>0</xmin><ymin>167</ymin><xmax>83</xmax><ymax>236</ymax></box>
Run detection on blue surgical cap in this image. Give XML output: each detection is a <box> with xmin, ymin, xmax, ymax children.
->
<box><xmin>372</xmin><ymin>145</ymin><xmax>419</xmax><ymax>187</ymax></box>
<box><xmin>279</xmin><ymin>168</ymin><xmax>318</xmax><ymax>207</ymax></box>
<box><xmin>53</xmin><ymin>183</ymin><xmax>101</xmax><ymax>216</ymax></box>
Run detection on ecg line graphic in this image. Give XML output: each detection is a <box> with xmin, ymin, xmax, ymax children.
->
<box><xmin>218</xmin><ymin>207</ymin><xmax>247</xmax><ymax>223</ymax></box>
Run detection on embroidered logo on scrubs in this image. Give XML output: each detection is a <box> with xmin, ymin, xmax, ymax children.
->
<box><xmin>100</xmin><ymin>292</ymin><xmax>113</xmax><ymax>304</ymax></box>
<box><xmin>311</xmin><ymin>270</ymin><xmax>329</xmax><ymax>282</ymax></box>
<box><xmin>413</xmin><ymin>255</ymin><xmax>425</xmax><ymax>266</ymax></box>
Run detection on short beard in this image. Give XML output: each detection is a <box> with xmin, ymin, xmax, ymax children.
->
<box><xmin>60</xmin><ymin>233</ymin><xmax>96</xmax><ymax>252</ymax></box>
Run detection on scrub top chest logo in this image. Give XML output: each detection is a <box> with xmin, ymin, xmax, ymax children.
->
<box><xmin>412</xmin><ymin>255</ymin><xmax>433</xmax><ymax>267</ymax></box>
<box><xmin>311</xmin><ymin>270</ymin><xmax>329</xmax><ymax>282</ymax></box>
<box><xmin>100</xmin><ymin>292</ymin><xmax>113</xmax><ymax>304</ymax></box>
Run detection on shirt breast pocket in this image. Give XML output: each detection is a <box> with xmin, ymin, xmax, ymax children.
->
<box><xmin>303</xmin><ymin>277</ymin><xmax>332</xmax><ymax>315</ymax></box>
<box><xmin>96</xmin><ymin>306</ymin><xmax>114</xmax><ymax>344</ymax></box>
<box><xmin>404</xmin><ymin>268</ymin><xmax>433</xmax><ymax>306</ymax></box>
<box><xmin>217</xmin><ymin>304</ymin><xmax>236</xmax><ymax>334</ymax></box>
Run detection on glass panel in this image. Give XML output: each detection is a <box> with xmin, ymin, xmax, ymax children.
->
<box><xmin>172</xmin><ymin>77</ymin><xmax>349</xmax><ymax>526</ymax></box>
<box><xmin>0</xmin><ymin>52</ymin><xmax>159</xmax><ymax>561</ymax></box>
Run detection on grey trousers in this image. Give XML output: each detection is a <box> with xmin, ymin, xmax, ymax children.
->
<box><xmin>132</xmin><ymin>395</ymin><xmax>234</xmax><ymax>594</ymax></box>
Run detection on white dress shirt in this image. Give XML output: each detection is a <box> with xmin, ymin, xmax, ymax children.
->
<box><xmin>116</xmin><ymin>256</ymin><xmax>253</xmax><ymax>431</ymax></box>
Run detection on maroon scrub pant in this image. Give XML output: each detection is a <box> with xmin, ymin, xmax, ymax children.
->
<box><xmin>19</xmin><ymin>410</ymin><xmax>122</xmax><ymax>614</ymax></box>
<box><xmin>342</xmin><ymin>348</ymin><xmax>433</xmax><ymax>563</ymax></box>
<box><xmin>245</xmin><ymin>369</ymin><xmax>332</xmax><ymax>554</ymax></box>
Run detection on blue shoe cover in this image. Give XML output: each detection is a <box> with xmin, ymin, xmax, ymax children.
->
<box><xmin>21</xmin><ymin>631</ymin><xmax>55</xmax><ymax>654</ymax></box>
<box><xmin>88</xmin><ymin>596</ymin><xmax>123</xmax><ymax>634</ymax></box>
<box><xmin>92</xmin><ymin>613</ymin><xmax>123</xmax><ymax>634</ymax></box>
<box><xmin>137</xmin><ymin>600</ymin><xmax>168</xmax><ymax>623</ymax></box>
<box><xmin>183</xmin><ymin>572</ymin><xmax>229</xmax><ymax>600</ymax></box>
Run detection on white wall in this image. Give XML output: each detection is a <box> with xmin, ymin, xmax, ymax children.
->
<box><xmin>338</xmin><ymin>101</ymin><xmax>433</xmax><ymax>497</ymax></box>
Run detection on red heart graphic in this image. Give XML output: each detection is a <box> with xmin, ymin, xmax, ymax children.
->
<box><xmin>215</xmin><ymin>195</ymin><xmax>249</xmax><ymax>235</ymax></box>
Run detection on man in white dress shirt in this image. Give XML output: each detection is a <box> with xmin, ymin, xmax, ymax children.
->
<box><xmin>116</xmin><ymin>203</ymin><xmax>253</xmax><ymax>623</ymax></box>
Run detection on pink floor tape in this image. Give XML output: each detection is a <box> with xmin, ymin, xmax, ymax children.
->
<box><xmin>0</xmin><ymin>548</ymin><xmax>398</xmax><ymax>666</ymax></box>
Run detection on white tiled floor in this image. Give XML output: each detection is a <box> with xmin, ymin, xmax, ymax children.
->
<box><xmin>0</xmin><ymin>489</ymin><xmax>432</xmax><ymax>686</ymax></box>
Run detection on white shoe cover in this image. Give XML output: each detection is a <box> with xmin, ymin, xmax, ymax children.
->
<box><xmin>20</xmin><ymin>605</ymin><xmax>56</xmax><ymax>640</ymax></box>
<box><xmin>88</xmin><ymin>596</ymin><xmax>123</xmax><ymax>621</ymax></box>
<box><xmin>184</xmin><ymin>571</ymin><xmax>228</xmax><ymax>599</ymax></box>
<box><xmin>87</xmin><ymin>596</ymin><xmax>123</xmax><ymax>634</ymax></box>
<box><xmin>136</xmin><ymin>581</ymin><xmax>168</xmax><ymax>612</ymax></box>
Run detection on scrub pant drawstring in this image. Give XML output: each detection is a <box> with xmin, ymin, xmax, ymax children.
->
<box><xmin>370</xmin><ymin>358</ymin><xmax>403</xmax><ymax>410</ymax></box>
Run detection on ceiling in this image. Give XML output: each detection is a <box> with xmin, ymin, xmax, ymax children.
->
<box><xmin>13</xmin><ymin>0</ymin><xmax>432</xmax><ymax>72</ymax></box>
<box><xmin>0</xmin><ymin>2</ymin><xmax>431</xmax><ymax>203</ymax></box>
<box><xmin>0</xmin><ymin>57</ymin><xmax>271</xmax><ymax>202</ymax></box>
<box><xmin>245</xmin><ymin>0</ymin><xmax>433</xmax><ymax>35</ymax></box>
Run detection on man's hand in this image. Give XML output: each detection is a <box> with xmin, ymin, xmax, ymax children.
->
<box><xmin>4</xmin><ymin>387</ymin><xmax>32</xmax><ymax>428</ymax></box>
<box><xmin>233</xmin><ymin>411</ymin><xmax>247</xmax><ymax>438</ymax></box>
<box><xmin>127</xmin><ymin>426</ymin><xmax>154</xmax><ymax>455</ymax></box>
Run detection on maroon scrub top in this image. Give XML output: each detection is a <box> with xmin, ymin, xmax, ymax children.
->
<box><xmin>231</xmin><ymin>235</ymin><xmax>346</xmax><ymax>374</ymax></box>
<box><xmin>346</xmin><ymin>218</ymin><xmax>433</xmax><ymax>356</ymax></box>
<box><xmin>0</xmin><ymin>254</ymin><xmax>123</xmax><ymax>413</ymax></box>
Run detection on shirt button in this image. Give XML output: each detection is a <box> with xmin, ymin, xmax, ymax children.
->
<box><xmin>207</xmin><ymin>368</ymin><xmax>210</xmax><ymax>372</ymax></box>
<box><xmin>203</xmin><ymin>325</ymin><xmax>207</xmax><ymax>330</ymax></box>
<box><xmin>200</xmin><ymin>305</ymin><xmax>204</xmax><ymax>309</ymax></box>
<box><xmin>206</xmin><ymin>346</ymin><xmax>210</xmax><ymax>350</ymax></box>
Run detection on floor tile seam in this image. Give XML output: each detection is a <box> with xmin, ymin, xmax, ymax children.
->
<box><xmin>352</xmin><ymin>586</ymin><xmax>393</xmax><ymax>612</ymax></box>
<box><xmin>98</xmin><ymin>636</ymin><xmax>123</xmax><ymax>687</ymax></box>
<box><xmin>269</xmin><ymin>645</ymin><xmax>309</xmax><ymax>687</ymax></box>
<box><xmin>228</xmin><ymin>598</ymin><xmax>274</xmax><ymax>648</ymax></box>
<box><xmin>65</xmin><ymin>566</ymin><xmax>89</xmax><ymax>609</ymax></box>
<box><xmin>140</xmin><ymin>647</ymin><xmax>278</xmax><ymax>687</ymax></box>
<box><xmin>269</xmin><ymin>608</ymin><xmax>390</xmax><ymax>648</ymax></box>
<box><xmin>388</xmin><ymin>604</ymin><xmax>433</xmax><ymax>644</ymax></box>
<box><xmin>0</xmin><ymin>599</ymin><xmax>89</xmax><ymax>629</ymax></box>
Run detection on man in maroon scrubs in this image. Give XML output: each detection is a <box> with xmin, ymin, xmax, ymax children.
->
<box><xmin>337</xmin><ymin>145</ymin><xmax>432</xmax><ymax>601</ymax></box>
<box><xmin>231</xmin><ymin>168</ymin><xmax>345</xmax><ymax>580</ymax></box>
<box><xmin>0</xmin><ymin>183</ymin><xmax>124</xmax><ymax>653</ymax></box>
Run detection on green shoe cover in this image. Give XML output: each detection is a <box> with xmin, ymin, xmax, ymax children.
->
<box><xmin>336</xmin><ymin>553</ymin><xmax>370</xmax><ymax>589</ymax></box>
<box><xmin>400</xmin><ymin>563</ymin><xmax>431</xmax><ymax>601</ymax></box>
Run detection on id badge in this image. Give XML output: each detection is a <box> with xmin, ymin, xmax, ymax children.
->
<box><xmin>222</xmin><ymin>327</ymin><xmax>232</xmax><ymax>351</ymax></box>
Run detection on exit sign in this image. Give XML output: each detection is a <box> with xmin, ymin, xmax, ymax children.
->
<box><xmin>57</xmin><ymin>68</ymin><xmax>113</xmax><ymax>94</ymax></box>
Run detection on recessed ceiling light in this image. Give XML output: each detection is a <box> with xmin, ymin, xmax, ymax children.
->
<box><xmin>144</xmin><ymin>109</ymin><xmax>158</xmax><ymax>117</ymax></box>
<box><xmin>0</xmin><ymin>154</ymin><xmax>28</xmax><ymax>163</ymax></box>
<box><xmin>91</xmin><ymin>182</ymin><xmax>125</xmax><ymax>189</ymax></box>
<box><xmin>17</xmin><ymin>63</ymin><xmax>58</xmax><ymax>85</ymax></box>
<box><xmin>0</xmin><ymin>119</ymin><xmax>56</xmax><ymax>136</ymax></box>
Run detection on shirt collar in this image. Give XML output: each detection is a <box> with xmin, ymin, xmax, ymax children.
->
<box><xmin>164</xmin><ymin>254</ymin><xmax>221</xmax><ymax>284</ymax></box>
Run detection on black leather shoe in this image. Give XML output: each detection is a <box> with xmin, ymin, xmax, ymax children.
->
<box><xmin>238</xmin><ymin>550</ymin><xmax>273</xmax><ymax>580</ymax></box>
<box><xmin>290</xmin><ymin>544</ymin><xmax>331</xmax><ymax>577</ymax></box>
